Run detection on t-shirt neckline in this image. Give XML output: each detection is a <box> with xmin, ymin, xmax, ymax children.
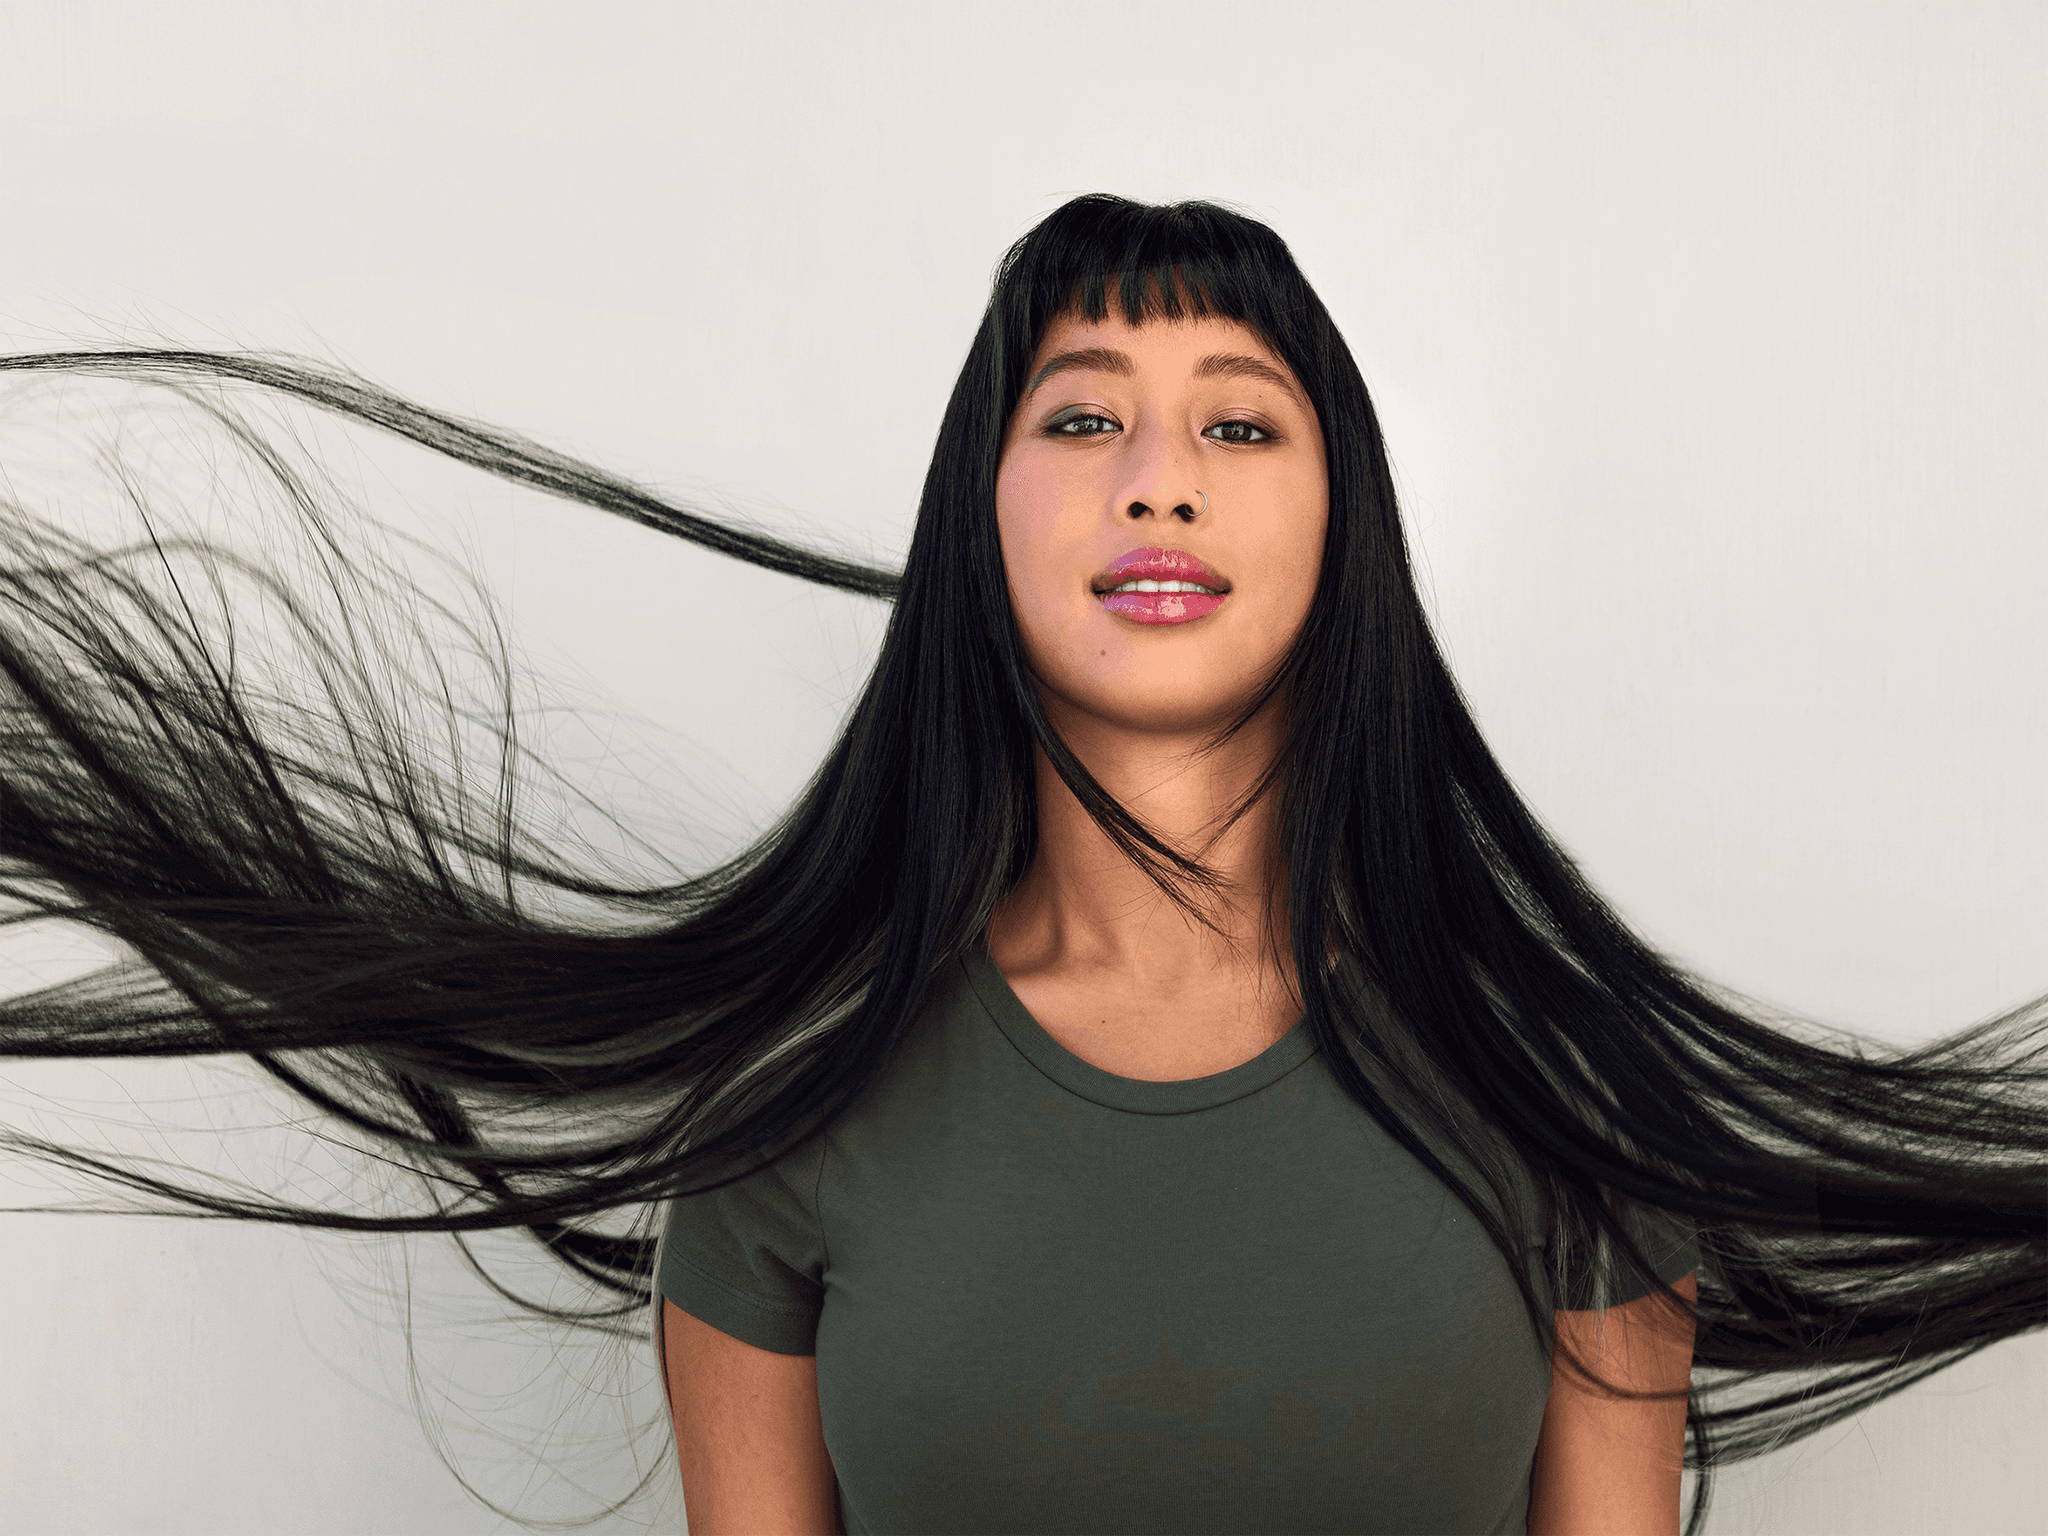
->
<box><xmin>961</xmin><ymin>937</ymin><xmax>1318</xmax><ymax>1116</ymax></box>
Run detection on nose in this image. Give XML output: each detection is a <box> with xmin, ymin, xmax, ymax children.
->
<box><xmin>1126</xmin><ymin>493</ymin><xmax>1200</xmax><ymax>523</ymax></box>
<box><xmin>1119</xmin><ymin>429</ymin><xmax>1203</xmax><ymax>523</ymax></box>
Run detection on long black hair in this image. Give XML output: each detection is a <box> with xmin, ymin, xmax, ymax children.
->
<box><xmin>1</xmin><ymin>194</ymin><xmax>2042</xmax><ymax>1535</ymax></box>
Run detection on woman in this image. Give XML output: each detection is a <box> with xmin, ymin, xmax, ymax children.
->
<box><xmin>0</xmin><ymin>195</ymin><xmax>2041</xmax><ymax>1535</ymax></box>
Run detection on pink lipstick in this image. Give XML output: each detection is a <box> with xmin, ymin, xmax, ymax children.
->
<box><xmin>1091</xmin><ymin>547</ymin><xmax>1230</xmax><ymax>626</ymax></box>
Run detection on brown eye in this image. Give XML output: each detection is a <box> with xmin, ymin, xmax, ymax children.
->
<box><xmin>1048</xmin><ymin>411</ymin><xmax>1120</xmax><ymax>437</ymax></box>
<box><xmin>1204</xmin><ymin>419</ymin><xmax>1272</xmax><ymax>444</ymax></box>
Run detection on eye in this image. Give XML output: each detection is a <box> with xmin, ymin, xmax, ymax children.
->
<box><xmin>1204</xmin><ymin>418</ymin><xmax>1273</xmax><ymax>445</ymax></box>
<box><xmin>1046</xmin><ymin>410</ymin><xmax>1121</xmax><ymax>438</ymax></box>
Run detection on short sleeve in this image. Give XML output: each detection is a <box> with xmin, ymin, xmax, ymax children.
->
<box><xmin>657</xmin><ymin>1131</ymin><xmax>828</xmax><ymax>1355</ymax></box>
<box><xmin>1550</xmin><ymin>1201</ymin><xmax>1700</xmax><ymax>1311</ymax></box>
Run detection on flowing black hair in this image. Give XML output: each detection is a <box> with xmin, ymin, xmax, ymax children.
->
<box><xmin>0</xmin><ymin>194</ymin><xmax>2042</xmax><ymax>1535</ymax></box>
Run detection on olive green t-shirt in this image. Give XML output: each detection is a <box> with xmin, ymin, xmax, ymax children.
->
<box><xmin>659</xmin><ymin>943</ymin><xmax>1699</xmax><ymax>1535</ymax></box>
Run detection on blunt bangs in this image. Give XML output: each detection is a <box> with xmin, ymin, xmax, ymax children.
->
<box><xmin>988</xmin><ymin>196</ymin><xmax>1320</xmax><ymax>414</ymax></box>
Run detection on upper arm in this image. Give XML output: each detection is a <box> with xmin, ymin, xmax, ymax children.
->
<box><xmin>660</xmin><ymin>1298</ymin><xmax>842</xmax><ymax>1536</ymax></box>
<box><xmin>1527</xmin><ymin>1271</ymin><xmax>1697</xmax><ymax>1536</ymax></box>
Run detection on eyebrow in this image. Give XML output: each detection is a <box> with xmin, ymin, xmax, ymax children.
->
<box><xmin>1024</xmin><ymin>347</ymin><xmax>1308</xmax><ymax>411</ymax></box>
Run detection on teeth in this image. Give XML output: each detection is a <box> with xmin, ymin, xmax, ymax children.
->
<box><xmin>1108</xmin><ymin>579</ymin><xmax>1218</xmax><ymax>595</ymax></box>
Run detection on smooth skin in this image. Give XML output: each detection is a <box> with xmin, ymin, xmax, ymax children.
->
<box><xmin>660</xmin><ymin>1299</ymin><xmax>841</xmax><ymax>1536</ymax></box>
<box><xmin>662</xmin><ymin>305</ymin><xmax>1696</xmax><ymax>1534</ymax></box>
<box><xmin>985</xmin><ymin>302</ymin><xmax>1329</xmax><ymax>1078</ymax></box>
<box><xmin>1532</xmin><ymin>1273</ymin><xmax>1700</xmax><ymax>1536</ymax></box>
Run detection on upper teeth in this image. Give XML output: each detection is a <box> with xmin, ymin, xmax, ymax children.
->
<box><xmin>1109</xmin><ymin>579</ymin><xmax>1217</xmax><ymax>594</ymax></box>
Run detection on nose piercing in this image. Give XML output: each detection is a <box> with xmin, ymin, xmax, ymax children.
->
<box><xmin>1191</xmin><ymin>489</ymin><xmax>1208</xmax><ymax>518</ymax></box>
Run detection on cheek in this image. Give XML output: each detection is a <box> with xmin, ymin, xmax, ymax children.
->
<box><xmin>1283</xmin><ymin>521</ymin><xmax>1328</xmax><ymax>629</ymax></box>
<box><xmin>1291</xmin><ymin>478</ymin><xmax>1331</xmax><ymax>589</ymax></box>
<box><xmin>996</xmin><ymin>462</ymin><xmax>1084</xmax><ymax>626</ymax></box>
<box><xmin>1244</xmin><ymin>494</ymin><xmax>1328</xmax><ymax>648</ymax></box>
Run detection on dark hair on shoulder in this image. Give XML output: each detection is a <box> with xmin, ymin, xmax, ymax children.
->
<box><xmin>1</xmin><ymin>193</ymin><xmax>2042</xmax><ymax>1535</ymax></box>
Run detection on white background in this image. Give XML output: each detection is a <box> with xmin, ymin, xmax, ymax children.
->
<box><xmin>1</xmin><ymin>2</ymin><xmax>2043</xmax><ymax>1532</ymax></box>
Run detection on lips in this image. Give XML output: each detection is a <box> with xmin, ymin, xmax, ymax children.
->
<box><xmin>1091</xmin><ymin>546</ymin><xmax>1230</xmax><ymax>626</ymax></box>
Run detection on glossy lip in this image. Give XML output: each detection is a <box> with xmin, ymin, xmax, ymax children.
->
<box><xmin>1089</xmin><ymin>546</ymin><xmax>1231</xmax><ymax>595</ymax></box>
<box><xmin>1091</xmin><ymin>546</ymin><xmax>1231</xmax><ymax>627</ymax></box>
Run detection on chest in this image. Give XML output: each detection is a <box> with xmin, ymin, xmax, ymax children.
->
<box><xmin>1004</xmin><ymin>974</ymin><xmax>1299</xmax><ymax>1082</ymax></box>
<box><xmin>816</xmin><ymin>1089</ymin><xmax>1550</xmax><ymax>1536</ymax></box>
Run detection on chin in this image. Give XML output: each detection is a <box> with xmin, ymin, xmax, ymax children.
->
<box><xmin>1080</xmin><ymin>683</ymin><xmax>1271</xmax><ymax>738</ymax></box>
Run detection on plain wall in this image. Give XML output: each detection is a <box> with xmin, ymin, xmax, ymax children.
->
<box><xmin>0</xmin><ymin>1</ymin><xmax>2042</xmax><ymax>1531</ymax></box>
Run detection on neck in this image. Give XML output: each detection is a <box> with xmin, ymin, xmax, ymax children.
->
<box><xmin>987</xmin><ymin>692</ymin><xmax>1299</xmax><ymax>1018</ymax></box>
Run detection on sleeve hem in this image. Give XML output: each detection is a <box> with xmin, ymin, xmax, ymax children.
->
<box><xmin>658</xmin><ymin>1250</ymin><xmax>821</xmax><ymax>1356</ymax></box>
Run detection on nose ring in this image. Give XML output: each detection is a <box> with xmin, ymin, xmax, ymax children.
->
<box><xmin>1192</xmin><ymin>489</ymin><xmax>1208</xmax><ymax>518</ymax></box>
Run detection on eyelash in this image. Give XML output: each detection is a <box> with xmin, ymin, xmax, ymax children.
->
<box><xmin>1046</xmin><ymin>412</ymin><xmax>1275</xmax><ymax>445</ymax></box>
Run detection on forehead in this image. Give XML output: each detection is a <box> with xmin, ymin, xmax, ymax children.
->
<box><xmin>1030</xmin><ymin>307</ymin><xmax>1276</xmax><ymax>365</ymax></box>
<box><xmin>1021</xmin><ymin>307</ymin><xmax>1313</xmax><ymax>421</ymax></box>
